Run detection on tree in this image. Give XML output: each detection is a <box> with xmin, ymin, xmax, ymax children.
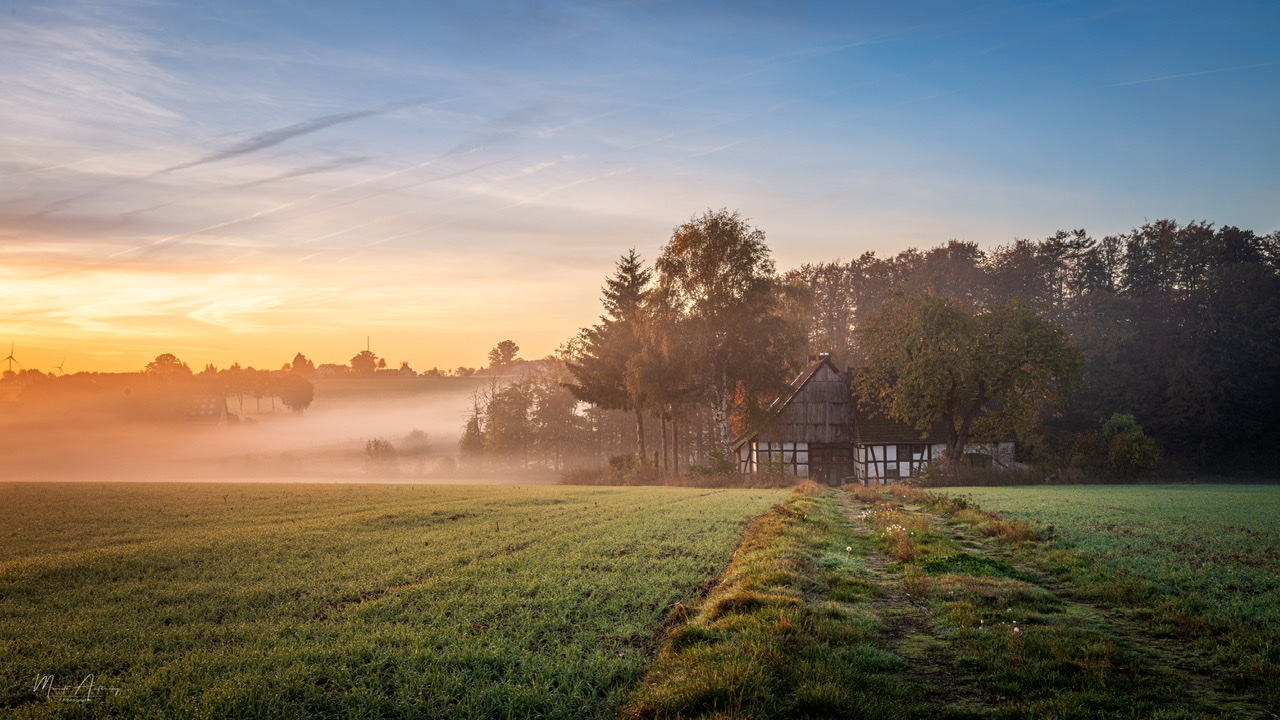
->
<box><xmin>487</xmin><ymin>340</ymin><xmax>520</xmax><ymax>369</ymax></box>
<box><xmin>350</xmin><ymin>350</ymin><xmax>379</xmax><ymax>375</ymax></box>
<box><xmin>485</xmin><ymin>383</ymin><xmax>532</xmax><ymax>467</ymax></box>
<box><xmin>459</xmin><ymin>414</ymin><xmax>485</xmax><ymax>467</ymax></box>
<box><xmin>856</xmin><ymin>292</ymin><xmax>1082</xmax><ymax>470</ymax></box>
<box><xmin>564</xmin><ymin>249</ymin><xmax>653</xmax><ymax>457</ymax></box>
<box><xmin>654</xmin><ymin>208</ymin><xmax>803</xmax><ymax>457</ymax></box>
<box><xmin>290</xmin><ymin>352</ymin><xmax>315</xmax><ymax>376</ymax></box>
<box><xmin>145</xmin><ymin>353</ymin><xmax>192</xmax><ymax>376</ymax></box>
<box><xmin>275</xmin><ymin>373</ymin><xmax>315</xmax><ymax>413</ymax></box>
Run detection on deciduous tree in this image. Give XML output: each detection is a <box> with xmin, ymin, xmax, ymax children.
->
<box><xmin>654</xmin><ymin>208</ymin><xmax>803</xmax><ymax>457</ymax></box>
<box><xmin>855</xmin><ymin>292</ymin><xmax>1082</xmax><ymax>469</ymax></box>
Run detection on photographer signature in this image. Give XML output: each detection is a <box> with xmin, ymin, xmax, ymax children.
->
<box><xmin>32</xmin><ymin>674</ymin><xmax>122</xmax><ymax>703</ymax></box>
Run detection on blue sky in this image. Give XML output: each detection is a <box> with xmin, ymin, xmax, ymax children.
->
<box><xmin>2</xmin><ymin>0</ymin><xmax>1277</xmax><ymax>372</ymax></box>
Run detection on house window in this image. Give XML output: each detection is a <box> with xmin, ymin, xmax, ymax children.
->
<box><xmin>858</xmin><ymin>443</ymin><xmax>931</xmax><ymax>482</ymax></box>
<box><xmin>752</xmin><ymin>441</ymin><xmax>809</xmax><ymax>477</ymax></box>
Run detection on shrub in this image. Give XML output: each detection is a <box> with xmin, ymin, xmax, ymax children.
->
<box><xmin>689</xmin><ymin>450</ymin><xmax>738</xmax><ymax>479</ymax></box>
<box><xmin>1108</xmin><ymin>431</ymin><xmax>1159</xmax><ymax>476</ymax></box>
<box><xmin>363</xmin><ymin>438</ymin><xmax>398</xmax><ymax>475</ymax></box>
<box><xmin>604</xmin><ymin>454</ymin><xmax>660</xmax><ymax>486</ymax></box>
<box><xmin>559</xmin><ymin>466</ymin><xmax>606</xmax><ymax>485</ymax></box>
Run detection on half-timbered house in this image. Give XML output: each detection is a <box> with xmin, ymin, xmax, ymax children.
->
<box><xmin>733</xmin><ymin>354</ymin><xmax>1015</xmax><ymax>485</ymax></box>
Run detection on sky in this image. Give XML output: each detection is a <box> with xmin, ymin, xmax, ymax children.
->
<box><xmin>2</xmin><ymin>0</ymin><xmax>1277</xmax><ymax>374</ymax></box>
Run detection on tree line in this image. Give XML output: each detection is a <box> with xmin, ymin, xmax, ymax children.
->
<box><xmin>464</xmin><ymin>213</ymin><xmax>1279</xmax><ymax>478</ymax></box>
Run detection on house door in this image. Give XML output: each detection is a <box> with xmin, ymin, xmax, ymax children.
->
<box><xmin>809</xmin><ymin>445</ymin><xmax>853</xmax><ymax>486</ymax></box>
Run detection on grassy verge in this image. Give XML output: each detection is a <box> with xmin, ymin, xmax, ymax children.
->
<box><xmin>620</xmin><ymin>482</ymin><xmax>929</xmax><ymax>719</ymax></box>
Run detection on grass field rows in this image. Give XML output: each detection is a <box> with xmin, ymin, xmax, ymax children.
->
<box><xmin>0</xmin><ymin>483</ymin><xmax>783</xmax><ymax>719</ymax></box>
<box><xmin>2</xmin><ymin>481</ymin><xmax>1277</xmax><ymax>718</ymax></box>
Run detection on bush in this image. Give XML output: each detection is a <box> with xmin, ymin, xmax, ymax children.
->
<box><xmin>363</xmin><ymin>438</ymin><xmax>398</xmax><ymax>475</ymax></box>
<box><xmin>689</xmin><ymin>450</ymin><xmax>737</xmax><ymax>479</ymax></box>
<box><xmin>1108</xmin><ymin>431</ymin><xmax>1159</xmax><ymax>476</ymax></box>
<box><xmin>559</xmin><ymin>466</ymin><xmax>606</xmax><ymax>485</ymax></box>
<box><xmin>604</xmin><ymin>454</ymin><xmax>660</xmax><ymax>486</ymax></box>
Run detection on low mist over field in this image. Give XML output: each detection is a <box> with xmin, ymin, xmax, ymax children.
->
<box><xmin>0</xmin><ymin>377</ymin><xmax>481</xmax><ymax>481</ymax></box>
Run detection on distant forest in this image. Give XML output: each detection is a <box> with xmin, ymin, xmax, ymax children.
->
<box><xmin>462</xmin><ymin>215</ymin><xmax>1280</xmax><ymax>478</ymax></box>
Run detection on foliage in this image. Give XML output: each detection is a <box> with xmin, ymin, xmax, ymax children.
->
<box><xmin>459</xmin><ymin>414</ymin><xmax>485</xmax><ymax>466</ymax></box>
<box><xmin>363</xmin><ymin>437</ymin><xmax>397</xmax><ymax>474</ymax></box>
<box><xmin>273</xmin><ymin>372</ymin><xmax>315</xmax><ymax>412</ymax></box>
<box><xmin>290</xmin><ymin>352</ymin><xmax>315</xmax><ymax>376</ymax></box>
<box><xmin>144</xmin><ymin>353</ymin><xmax>191</xmax><ymax>376</ymax></box>
<box><xmin>1107</xmin><ymin>427</ymin><xmax>1160</xmax><ymax>476</ymax></box>
<box><xmin>0</xmin><ymin>482</ymin><xmax>782</xmax><ymax>719</ymax></box>
<box><xmin>602</xmin><ymin>453</ymin><xmax>660</xmax><ymax>486</ymax></box>
<box><xmin>457</xmin><ymin>359</ymin><xmax>591</xmax><ymax>472</ymax></box>
<box><xmin>349</xmin><ymin>349</ymin><xmax>379</xmax><ymax>375</ymax></box>
<box><xmin>1101</xmin><ymin>411</ymin><xmax>1143</xmax><ymax>439</ymax></box>
<box><xmin>855</xmin><ymin>292</ymin><xmax>1082</xmax><ymax>468</ymax></box>
<box><xmin>653</xmin><ymin>208</ymin><xmax>804</xmax><ymax>455</ymax></box>
<box><xmin>487</xmin><ymin>339</ymin><xmax>521</xmax><ymax>369</ymax></box>
<box><xmin>564</xmin><ymin>250</ymin><xmax>653</xmax><ymax>457</ymax></box>
<box><xmin>784</xmin><ymin>221</ymin><xmax>1280</xmax><ymax>474</ymax></box>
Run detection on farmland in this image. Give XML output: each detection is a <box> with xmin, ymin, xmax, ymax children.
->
<box><xmin>5</xmin><ymin>481</ymin><xmax>1277</xmax><ymax>719</ymax></box>
<box><xmin>625</xmin><ymin>482</ymin><xmax>1279</xmax><ymax>718</ymax></box>
<box><xmin>0</xmin><ymin>482</ymin><xmax>783</xmax><ymax>719</ymax></box>
<box><xmin>961</xmin><ymin>484</ymin><xmax>1280</xmax><ymax>709</ymax></box>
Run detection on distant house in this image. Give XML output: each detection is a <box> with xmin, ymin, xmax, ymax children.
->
<box><xmin>732</xmin><ymin>355</ymin><xmax>1015</xmax><ymax>485</ymax></box>
<box><xmin>315</xmin><ymin>363</ymin><xmax>349</xmax><ymax>378</ymax></box>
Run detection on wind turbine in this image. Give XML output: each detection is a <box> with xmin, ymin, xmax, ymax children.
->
<box><xmin>3</xmin><ymin>343</ymin><xmax>19</xmax><ymax>373</ymax></box>
<box><xmin>54</xmin><ymin>357</ymin><xmax>67</xmax><ymax>376</ymax></box>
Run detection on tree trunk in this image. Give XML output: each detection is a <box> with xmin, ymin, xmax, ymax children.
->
<box><xmin>660</xmin><ymin>412</ymin><xmax>670</xmax><ymax>474</ymax></box>
<box><xmin>672</xmin><ymin>414</ymin><xmax>681</xmax><ymax>475</ymax></box>
<box><xmin>712</xmin><ymin>392</ymin><xmax>731</xmax><ymax>459</ymax></box>
<box><xmin>635</xmin><ymin>407</ymin><xmax>647</xmax><ymax>459</ymax></box>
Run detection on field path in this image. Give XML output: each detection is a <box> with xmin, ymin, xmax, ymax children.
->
<box><xmin>840</xmin><ymin>489</ymin><xmax>1272</xmax><ymax>719</ymax></box>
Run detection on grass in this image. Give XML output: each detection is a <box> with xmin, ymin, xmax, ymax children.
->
<box><xmin>859</xmin><ymin>482</ymin><xmax>1274</xmax><ymax>718</ymax></box>
<box><xmin>957</xmin><ymin>484</ymin><xmax>1280</xmax><ymax>710</ymax></box>
<box><xmin>620</xmin><ymin>482</ymin><xmax>931</xmax><ymax>719</ymax></box>
<box><xmin>0</xmin><ymin>482</ymin><xmax>784</xmax><ymax>719</ymax></box>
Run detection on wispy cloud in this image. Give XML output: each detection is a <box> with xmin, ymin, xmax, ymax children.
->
<box><xmin>157</xmin><ymin>97</ymin><xmax>434</xmax><ymax>174</ymax></box>
<box><xmin>1103</xmin><ymin>61</ymin><xmax>1280</xmax><ymax>88</ymax></box>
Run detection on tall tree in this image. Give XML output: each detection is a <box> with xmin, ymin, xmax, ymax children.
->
<box><xmin>856</xmin><ymin>292</ymin><xmax>1082</xmax><ymax>470</ymax></box>
<box><xmin>564</xmin><ymin>249</ymin><xmax>653</xmax><ymax>457</ymax></box>
<box><xmin>654</xmin><ymin>208</ymin><xmax>803</xmax><ymax>457</ymax></box>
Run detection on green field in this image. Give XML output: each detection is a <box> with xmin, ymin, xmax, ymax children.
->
<box><xmin>960</xmin><ymin>483</ymin><xmax>1280</xmax><ymax>707</ymax></box>
<box><xmin>5</xmin><ymin>481</ymin><xmax>1277</xmax><ymax>719</ymax></box>
<box><xmin>621</xmin><ymin>482</ymin><xmax>1280</xmax><ymax>718</ymax></box>
<box><xmin>0</xmin><ymin>482</ymin><xmax>784</xmax><ymax>719</ymax></box>
<box><xmin>958</xmin><ymin>484</ymin><xmax>1280</xmax><ymax>602</ymax></box>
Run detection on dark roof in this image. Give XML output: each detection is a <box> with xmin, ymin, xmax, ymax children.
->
<box><xmin>731</xmin><ymin>356</ymin><xmax>845</xmax><ymax>451</ymax></box>
<box><xmin>851</xmin><ymin>404</ymin><xmax>948</xmax><ymax>444</ymax></box>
